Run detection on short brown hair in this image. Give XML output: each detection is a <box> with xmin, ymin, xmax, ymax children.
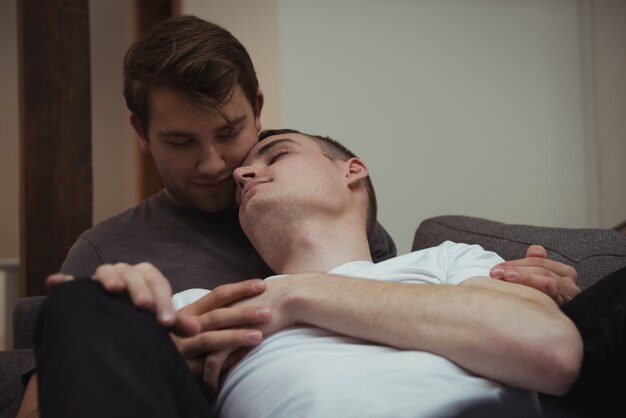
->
<box><xmin>259</xmin><ymin>129</ymin><xmax>378</xmax><ymax>236</ymax></box>
<box><xmin>124</xmin><ymin>15</ymin><xmax>259</xmax><ymax>136</ymax></box>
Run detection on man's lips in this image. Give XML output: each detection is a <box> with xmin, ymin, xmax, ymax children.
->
<box><xmin>241</xmin><ymin>179</ymin><xmax>268</xmax><ymax>203</ymax></box>
<box><xmin>191</xmin><ymin>177</ymin><xmax>232</xmax><ymax>192</ymax></box>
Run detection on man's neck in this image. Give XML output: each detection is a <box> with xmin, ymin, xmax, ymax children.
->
<box><xmin>250</xmin><ymin>217</ymin><xmax>373</xmax><ymax>275</ymax></box>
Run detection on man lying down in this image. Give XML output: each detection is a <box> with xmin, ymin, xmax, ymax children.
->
<box><xmin>170</xmin><ymin>129</ymin><xmax>581</xmax><ymax>418</ymax></box>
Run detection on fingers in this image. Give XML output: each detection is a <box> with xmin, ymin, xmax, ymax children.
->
<box><xmin>180</xmin><ymin>279</ymin><xmax>266</xmax><ymax>315</ymax></box>
<box><xmin>197</xmin><ymin>305</ymin><xmax>271</xmax><ymax>331</ymax></box>
<box><xmin>204</xmin><ymin>350</ymin><xmax>232</xmax><ymax>392</ymax></box>
<box><xmin>497</xmin><ymin>266</ymin><xmax>559</xmax><ymax>297</ymax></box>
<box><xmin>93</xmin><ymin>262</ymin><xmax>177</xmax><ymax>327</ymax></box>
<box><xmin>173</xmin><ymin>327</ymin><xmax>262</xmax><ymax>385</ymax></box>
<box><xmin>176</xmin><ymin>328</ymin><xmax>262</xmax><ymax>360</ymax></box>
<box><xmin>172</xmin><ymin>326</ymin><xmax>261</xmax><ymax>382</ymax></box>
<box><xmin>222</xmin><ymin>347</ymin><xmax>252</xmax><ymax>374</ymax></box>
<box><xmin>493</xmin><ymin>257</ymin><xmax>577</xmax><ymax>282</ymax></box>
<box><xmin>489</xmin><ymin>245</ymin><xmax>581</xmax><ymax>305</ymax></box>
<box><xmin>491</xmin><ymin>264</ymin><xmax>580</xmax><ymax>305</ymax></box>
<box><xmin>92</xmin><ymin>264</ymin><xmax>128</xmax><ymax>292</ymax></box>
<box><xmin>203</xmin><ymin>347</ymin><xmax>254</xmax><ymax>392</ymax></box>
<box><xmin>45</xmin><ymin>273</ymin><xmax>75</xmax><ymax>289</ymax></box>
<box><xmin>133</xmin><ymin>263</ymin><xmax>176</xmax><ymax>325</ymax></box>
<box><xmin>170</xmin><ymin>313</ymin><xmax>201</xmax><ymax>338</ymax></box>
<box><xmin>183</xmin><ymin>355</ymin><xmax>204</xmax><ymax>376</ymax></box>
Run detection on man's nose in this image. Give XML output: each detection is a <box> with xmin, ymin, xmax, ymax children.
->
<box><xmin>233</xmin><ymin>166</ymin><xmax>257</xmax><ymax>190</ymax></box>
<box><xmin>197</xmin><ymin>145</ymin><xmax>226</xmax><ymax>176</ymax></box>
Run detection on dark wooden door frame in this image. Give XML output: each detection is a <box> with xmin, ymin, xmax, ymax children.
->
<box><xmin>18</xmin><ymin>0</ymin><xmax>92</xmax><ymax>297</ymax></box>
<box><xmin>17</xmin><ymin>0</ymin><xmax>177</xmax><ymax>296</ymax></box>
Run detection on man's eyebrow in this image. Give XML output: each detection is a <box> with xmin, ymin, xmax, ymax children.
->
<box><xmin>255</xmin><ymin>138</ymin><xmax>301</xmax><ymax>158</ymax></box>
<box><xmin>221</xmin><ymin>114</ymin><xmax>247</xmax><ymax>128</ymax></box>
<box><xmin>158</xmin><ymin>129</ymin><xmax>194</xmax><ymax>137</ymax></box>
<box><xmin>157</xmin><ymin>115</ymin><xmax>247</xmax><ymax>137</ymax></box>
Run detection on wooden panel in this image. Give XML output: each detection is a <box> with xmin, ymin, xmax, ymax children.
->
<box><xmin>18</xmin><ymin>0</ymin><xmax>92</xmax><ymax>296</ymax></box>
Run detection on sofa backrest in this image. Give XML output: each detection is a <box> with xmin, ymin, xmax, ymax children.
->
<box><xmin>412</xmin><ymin>215</ymin><xmax>626</xmax><ymax>291</ymax></box>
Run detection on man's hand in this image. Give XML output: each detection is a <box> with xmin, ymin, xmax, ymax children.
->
<box><xmin>48</xmin><ymin>264</ymin><xmax>273</xmax><ymax>388</ymax></box>
<box><xmin>47</xmin><ymin>263</ymin><xmax>199</xmax><ymax>336</ymax></box>
<box><xmin>490</xmin><ymin>245</ymin><xmax>580</xmax><ymax>305</ymax></box>
<box><xmin>197</xmin><ymin>277</ymin><xmax>300</xmax><ymax>391</ymax></box>
<box><xmin>45</xmin><ymin>272</ymin><xmax>75</xmax><ymax>287</ymax></box>
<box><xmin>172</xmin><ymin>279</ymin><xmax>271</xmax><ymax>381</ymax></box>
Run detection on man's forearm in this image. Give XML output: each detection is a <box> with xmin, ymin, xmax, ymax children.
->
<box><xmin>275</xmin><ymin>274</ymin><xmax>582</xmax><ymax>395</ymax></box>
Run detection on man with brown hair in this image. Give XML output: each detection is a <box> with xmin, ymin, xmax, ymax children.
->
<box><xmin>18</xmin><ymin>15</ymin><xmax>582</xmax><ymax>418</ymax></box>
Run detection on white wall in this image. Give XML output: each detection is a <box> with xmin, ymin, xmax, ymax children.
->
<box><xmin>593</xmin><ymin>0</ymin><xmax>626</xmax><ymax>230</ymax></box>
<box><xmin>1</xmin><ymin>0</ymin><xmax>623</xmax><ymax>261</ymax></box>
<box><xmin>278</xmin><ymin>0</ymin><xmax>615</xmax><ymax>253</ymax></box>
<box><xmin>6</xmin><ymin>0</ymin><xmax>621</xmax><ymax>258</ymax></box>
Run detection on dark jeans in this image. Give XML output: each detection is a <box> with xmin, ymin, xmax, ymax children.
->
<box><xmin>540</xmin><ymin>265</ymin><xmax>626</xmax><ymax>418</ymax></box>
<box><xmin>35</xmin><ymin>279</ymin><xmax>214</xmax><ymax>418</ymax></box>
<box><xmin>35</xmin><ymin>267</ymin><xmax>626</xmax><ymax>418</ymax></box>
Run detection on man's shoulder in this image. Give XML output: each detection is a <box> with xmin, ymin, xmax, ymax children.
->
<box><xmin>82</xmin><ymin>191</ymin><xmax>214</xmax><ymax>237</ymax></box>
<box><xmin>60</xmin><ymin>202</ymin><xmax>153</xmax><ymax>278</ymax></box>
<box><xmin>80</xmin><ymin>197</ymin><xmax>158</xmax><ymax>239</ymax></box>
<box><xmin>339</xmin><ymin>241</ymin><xmax>499</xmax><ymax>285</ymax></box>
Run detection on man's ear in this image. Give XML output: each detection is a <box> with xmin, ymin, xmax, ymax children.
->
<box><xmin>130</xmin><ymin>114</ymin><xmax>150</xmax><ymax>153</ymax></box>
<box><xmin>254</xmin><ymin>90</ymin><xmax>264</xmax><ymax>133</ymax></box>
<box><xmin>344</xmin><ymin>158</ymin><xmax>369</xmax><ymax>186</ymax></box>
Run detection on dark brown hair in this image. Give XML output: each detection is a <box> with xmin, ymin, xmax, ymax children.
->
<box><xmin>259</xmin><ymin>129</ymin><xmax>378</xmax><ymax>236</ymax></box>
<box><xmin>124</xmin><ymin>15</ymin><xmax>259</xmax><ymax>136</ymax></box>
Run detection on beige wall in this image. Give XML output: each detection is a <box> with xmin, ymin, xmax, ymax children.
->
<box><xmin>0</xmin><ymin>0</ymin><xmax>20</xmax><ymax>349</ymax></box>
<box><xmin>181</xmin><ymin>0</ymin><xmax>282</xmax><ymax>130</ymax></box>
<box><xmin>89</xmin><ymin>0</ymin><xmax>138</xmax><ymax>224</ymax></box>
<box><xmin>0</xmin><ymin>0</ymin><xmax>19</xmax><ymax>260</ymax></box>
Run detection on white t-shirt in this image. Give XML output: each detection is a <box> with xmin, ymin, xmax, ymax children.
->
<box><xmin>173</xmin><ymin>241</ymin><xmax>540</xmax><ymax>418</ymax></box>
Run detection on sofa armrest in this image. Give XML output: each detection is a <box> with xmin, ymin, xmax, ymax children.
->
<box><xmin>412</xmin><ymin>215</ymin><xmax>626</xmax><ymax>291</ymax></box>
<box><xmin>13</xmin><ymin>296</ymin><xmax>46</xmax><ymax>350</ymax></box>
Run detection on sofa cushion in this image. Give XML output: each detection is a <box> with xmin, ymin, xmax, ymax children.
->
<box><xmin>412</xmin><ymin>215</ymin><xmax>626</xmax><ymax>291</ymax></box>
<box><xmin>0</xmin><ymin>349</ymin><xmax>33</xmax><ymax>418</ymax></box>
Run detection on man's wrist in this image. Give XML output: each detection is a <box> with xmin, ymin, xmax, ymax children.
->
<box><xmin>270</xmin><ymin>273</ymin><xmax>320</xmax><ymax>327</ymax></box>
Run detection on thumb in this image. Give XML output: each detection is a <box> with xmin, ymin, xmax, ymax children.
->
<box><xmin>526</xmin><ymin>244</ymin><xmax>548</xmax><ymax>259</ymax></box>
<box><xmin>45</xmin><ymin>273</ymin><xmax>75</xmax><ymax>289</ymax></box>
<box><xmin>170</xmin><ymin>313</ymin><xmax>201</xmax><ymax>337</ymax></box>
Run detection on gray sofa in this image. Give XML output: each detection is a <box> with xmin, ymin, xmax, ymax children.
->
<box><xmin>1</xmin><ymin>215</ymin><xmax>625</xmax><ymax>417</ymax></box>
